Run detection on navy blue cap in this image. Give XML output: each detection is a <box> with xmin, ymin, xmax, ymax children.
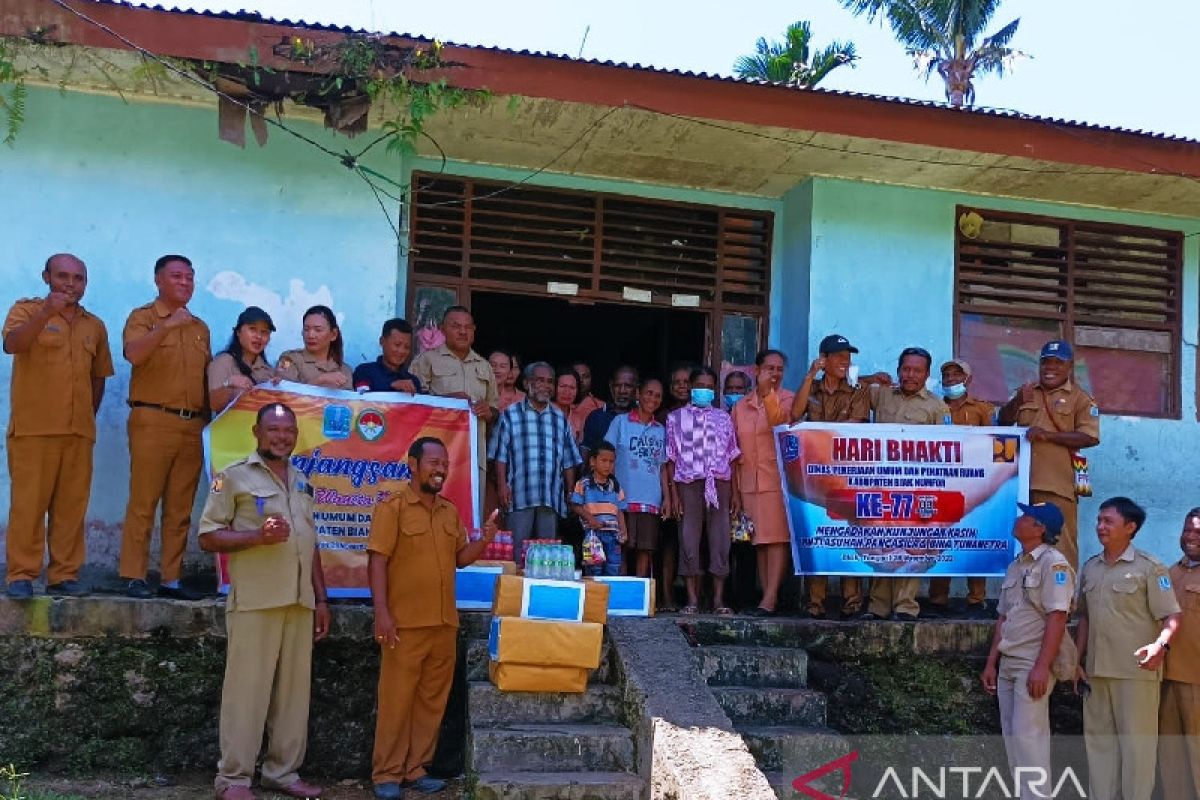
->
<box><xmin>1018</xmin><ymin>502</ymin><xmax>1064</xmax><ymax>541</ymax></box>
<box><xmin>1040</xmin><ymin>340</ymin><xmax>1073</xmax><ymax>361</ymax></box>
<box><xmin>819</xmin><ymin>334</ymin><xmax>858</xmax><ymax>355</ymax></box>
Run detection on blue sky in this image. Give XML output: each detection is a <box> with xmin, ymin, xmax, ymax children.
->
<box><xmin>196</xmin><ymin>0</ymin><xmax>1200</xmax><ymax>139</ymax></box>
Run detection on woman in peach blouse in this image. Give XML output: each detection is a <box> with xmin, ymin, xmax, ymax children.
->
<box><xmin>731</xmin><ymin>349</ymin><xmax>794</xmax><ymax>615</ymax></box>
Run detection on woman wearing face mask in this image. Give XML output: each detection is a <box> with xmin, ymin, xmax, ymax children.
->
<box><xmin>208</xmin><ymin>306</ymin><xmax>276</xmax><ymax>412</ymax></box>
<box><xmin>731</xmin><ymin>350</ymin><xmax>794</xmax><ymax>616</ymax></box>
<box><xmin>275</xmin><ymin>305</ymin><xmax>353</xmax><ymax>389</ymax></box>
<box><xmin>665</xmin><ymin>366</ymin><xmax>741</xmax><ymax>616</ymax></box>
<box><xmin>723</xmin><ymin>370</ymin><xmax>750</xmax><ymax>411</ymax></box>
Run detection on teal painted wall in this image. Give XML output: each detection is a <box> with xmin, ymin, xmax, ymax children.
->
<box><xmin>800</xmin><ymin>177</ymin><xmax>1200</xmax><ymax>566</ymax></box>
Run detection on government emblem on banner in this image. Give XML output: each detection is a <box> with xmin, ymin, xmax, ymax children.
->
<box><xmin>356</xmin><ymin>409</ymin><xmax>387</xmax><ymax>442</ymax></box>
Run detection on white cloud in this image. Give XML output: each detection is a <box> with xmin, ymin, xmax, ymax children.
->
<box><xmin>205</xmin><ymin>271</ymin><xmax>342</xmax><ymax>353</ymax></box>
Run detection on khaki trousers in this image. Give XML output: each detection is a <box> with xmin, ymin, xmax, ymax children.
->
<box><xmin>216</xmin><ymin>605</ymin><xmax>313</xmax><ymax>792</ymax></box>
<box><xmin>868</xmin><ymin>577</ymin><xmax>920</xmax><ymax>617</ymax></box>
<box><xmin>1031</xmin><ymin>490</ymin><xmax>1078</xmax><ymax>573</ymax></box>
<box><xmin>119</xmin><ymin>407</ymin><xmax>204</xmax><ymax>583</ymax></box>
<box><xmin>998</xmin><ymin>658</ymin><xmax>1055</xmax><ymax>800</ymax></box>
<box><xmin>5</xmin><ymin>434</ymin><xmax>93</xmax><ymax>584</ymax></box>
<box><xmin>1158</xmin><ymin>680</ymin><xmax>1200</xmax><ymax>800</ymax></box>
<box><xmin>373</xmin><ymin>625</ymin><xmax>458</xmax><ymax>784</ymax></box>
<box><xmin>928</xmin><ymin>576</ymin><xmax>988</xmax><ymax>607</ymax></box>
<box><xmin>807</xmin><ymin>576</ymin><xmax>864</xmax><ymax>615</ymax></box>
<box><xmin>1084</xmin><ymin>677</ymin><xmax>1160</xmax><ymax>800</ymax></box>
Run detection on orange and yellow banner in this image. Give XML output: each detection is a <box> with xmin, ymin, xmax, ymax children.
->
<box><xmin>204</xmin><ymin>381</ymin><xmax>478</xmax><ymax>597</ymax></box>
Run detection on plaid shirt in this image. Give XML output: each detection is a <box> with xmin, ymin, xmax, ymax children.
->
<box><xmin>489</xmin><ymin>399</ymin><xmax>583</xmax><ymax>516</ymax></box>
<box><xmin>666</xmin><ymin>405</ymin><xmax>740</xmax><ymax>507</ymax></box>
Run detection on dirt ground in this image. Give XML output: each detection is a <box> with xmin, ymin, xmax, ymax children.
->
<box><xmin>24</xmin><ymin>775</ymin><xmax>465</xmax><ymax>800</ymax></box>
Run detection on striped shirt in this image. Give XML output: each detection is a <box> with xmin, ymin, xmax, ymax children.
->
<box><xmin>489</xmin><ymin>399</ymin><xmax>583</xmax><ymax>516</ymax></box>
<box><xmin>666</xmin><ymin>405</ymin><xmax>741</xmax><ymax>507</ymax></box>
<box><xmin>570</xmin><ymin>475</ymin><xmax>626</xmax><ymax>534</ymax></box>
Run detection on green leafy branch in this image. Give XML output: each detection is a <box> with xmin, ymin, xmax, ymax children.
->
<box><xmin>0</xmin><ymin>39</ymin><xmax>29</xmax><ymax>145</ymax></box>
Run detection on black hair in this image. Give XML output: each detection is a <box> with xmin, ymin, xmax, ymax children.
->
<box><xmin>441</xmin><ymin>305</ymin><xmax>472</xmax><ymax>323</ymax></box>
<box><xmin>1183</xmin><ymin>507</ymin><xmax>1200</xmax><ymax>527</ymax></box>
<box><xmin>755</xmin><ymin>348</ymin><xmax>787</xmax><ymax>366</ymax></box>
<box><xmin>408</xmin><ymin>436</ymin><xmax>446</xmax><ymax>461</ymax></box>
<box><xmin>639</xmin><ymin>376</ymin><xmax>664</xmax><ymax>391</ymax></box>
<box><xmin>303</xmin><ymin>305</ymin><xmax>344</xmax><ymax>365</ymax></box>
<box><xmin>489</xmin><ymin>348</ymin><xmax>515</xmax><ymax>368</ymax></box>
<box><xmin>897</xmin><ymin>347</ymin><xmax>933</xmax><ymax>371</ymax></box>
<box><xmin>591</xmin><ymin>439</ymin><xmax>617</xmax><ymax>458</ymax></box>
<box><xmin>1100</xmin><ymin>496</ymin><xmax>1147</xmax><ymax>535</ymax></box>
<box><xmin>155</xmin><ymin>254</ymin><xmax>192</xmax><ymax>273</ymax></box>
<box><xmin>689</xmin><ymin>366</ymin><xmax>719</xmax><ymax>384</ymax></box>
<box><xmin>669</xmin><ymin>361</ymin><xmax>696</xmax><ymax>380</ymax></box>
<box><xmin>611</xmin><ymin>365</ymin><xmax>640</xmax><ymax>384</ymax></box>
<box><xmin>255</xmin><ymin>402</ymin><xmax>295</xmax><ymax>425</ymax></box>
<box><xmin>223</xmin><ymin>318</ymin><xmax>270</xmax><ymax>380</ymax></box>
<box><xmin>556</xmin><ymin>367</ymin><xmax>582</xmax><ymax>400</ymax></box>
<box><xmin>724</xmin><ymin>370</ymin><xmax>751</xmax><ymax>390</ymax></box>
<box><xmin>381</xmin><ymin>318</ymin><xmax>413</xmax><ymax>338</ymax></box>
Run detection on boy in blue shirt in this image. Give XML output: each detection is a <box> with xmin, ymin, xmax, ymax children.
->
<box><xmin>570</xmin><ymin>441</ymin><xmax>628</xmax><ymax>577</ymax></box>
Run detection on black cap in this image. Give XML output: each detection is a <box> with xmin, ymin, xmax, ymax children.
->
<box><xmin>235</xmin><ymin>305</ymin><xmax>276</xmax><ymax>332</ymax></box>
<box><xmin>818</xmin><ymin>334</ymin><xmax>858</xmax><ymax>355</ymax></box>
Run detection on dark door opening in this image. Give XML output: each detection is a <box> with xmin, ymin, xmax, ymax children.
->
<box><xmin>472</xmin><ymin>291</ymin><xmax>707</xmax><ymax>399</ymax></box>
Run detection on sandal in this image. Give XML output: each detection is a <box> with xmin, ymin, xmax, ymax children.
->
<box><xmin>680</xmin><ymin>604</ymin><xmax>699</xmax><ymax>615</ymax></box>
<box><xmin>714</xmin><ymin>606</ymin><xmax>734</xmax><ymax>617</ymax></box>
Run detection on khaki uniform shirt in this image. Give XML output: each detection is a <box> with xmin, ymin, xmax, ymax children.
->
<box><xmin>1013</xmin><ymin>382</ymin><xmax>1100</xmax><ymax>500</ymax></box>
<box><xmin>803</xmin><ymin>378</ymin><xmax>871</xmax><ymax>423</ymax></box>
<box><xmin>410</xmin><ymin>344</ymin><xmax>499</xmax><ymax>463</ymax></box>
<box><xmin>123</xmin><ymin>300</ymin><xmax>211</xmax><ymax>412</ymax></box>
<box><xmin>949</xmin><ymin>397</ymin><xmax>995</xmax><ymax>427</ymax></box>
<box><xmin>367</xmin><ymin>484</ymin><xmax>467</xmax><ymax>629</ymax></box>
<box><xmin>206</xmin><ymin>352</ymin><xmax>275</xmax><ymax>390</ymax></box>
<box><xmin>997</xmin><ymin>544</ymin><xmax>1074</xmax><ymax>664</ymax></box>
<box><xmin>872</xmin><ymin>386</ymin><xmax>949</xmax><ymax>425</ymax></box>
<box><xmin>198</xmin><ymin>451</ymin><xmax>317</xmax><ymax>613</ymax></box>
<box><xmin>275</xmin><ymin>349</ymin><xmax>353</xmax><ymax>387</ymax></box>
<box><xmin>1078</xmin><ymin>545</ymin><xmax>1181</xmax><ymax>681</ymax></box>
<box><xmin>3</xmin><ymin>300</ymin><xmax>114</xmax><ymax>440</ymax></box>
<box><xmin>1164</xmin><ymin>560</ymin><xmax>1200</xmax><ymax>685</ymax></box>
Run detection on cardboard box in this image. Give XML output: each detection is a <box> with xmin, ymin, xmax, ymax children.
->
<box><xmin>488</xmin><ymin>616</ymin><xmax>604</xmax><ymax>669</ymax></box>
<box><xmin>491</xmin><ymin>574</ymin><xmax>610</xmax><ymax>624</ymax></box>
<box><xmin>588</xmin><ymin>576</ymin><xmax>656</xmax><ymax>617</ymax></box>
<box><xmin>455</xmin><ymin>561</ymin><xmax>517</xmax><ymax>610</ymax></box>
<box><xmin>488</xmin><ymin>661</ymin><xmax>589</xmax><ymax>693</ymax></box>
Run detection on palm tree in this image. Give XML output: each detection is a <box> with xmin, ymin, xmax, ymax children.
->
<box><xmin>839</xmin><ymin>0</ymin><xmax>1024</xmax><ymax>107</ymax></box>
<box><xmin>733</xmin><ymin>21</ymin><xmax>858</xmax><ymax>89</ymax></box>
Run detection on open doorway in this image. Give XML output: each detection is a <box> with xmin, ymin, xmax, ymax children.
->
<box><xmin>472</xmin><ymin>291</ymin><xmax>707</xmax><ymax>397</ymax></box>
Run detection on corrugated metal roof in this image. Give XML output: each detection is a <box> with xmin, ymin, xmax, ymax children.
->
<box><xmin>61</xmin><ymin>0</ymin><xmax>1200</xmax><ymax>146</ymax></box>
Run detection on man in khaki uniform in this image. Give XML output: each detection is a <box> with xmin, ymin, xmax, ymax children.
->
<box><xmin>999</xmin><ymin>340</ymin><xmax>1100</xmax><ymax>573</ymax></box>
<box><xmin>198</xmin><ymin>402</ymin><xmax>330</xmax><ymax>800</ymax></box>
<box><xmin>119</xmin><ymin>255</ymin><xmax>211</xmax><ymax>600</ymax></box>
<box><xmin>3</xmin><ymin>254</ymin><xmax>114</xmax><ymax>598</ymax></box>
<box><xmin>982</xmin><ymin>502</ymin><xmax>1073</xmax><ymax>800</ymax></box>
<box><xmin>863</xmin><ymin>346</ymin><xmax>949</xmax><ymax>621</ymax></box>
<box><xmin>929</xmin><ymin>358</ymin><xmax>995</xmax><ymax>619</ymax></box>
<box><xmin>1159</xmin><ymin>508</ymin><xmax>1200</xmax><ymax>800</ymax></box>
<box><xmin>790</xmin><ymin>334</ymin><xmax>872</xmax><ymax>618</ymax></box>
<box><xmin>1075</xmin><ymin>497</ymin><xmax>1181</xmax><ymax>800</ymax></box>
<box><xmin>368</xmin><ymin>437</ymin><xmax>498</xmax><ymax>798</ymax></box>
<box><xmin>409</xmin><ymin>306</ymin><xmax>498</xmax><ymax>512</ymax></box>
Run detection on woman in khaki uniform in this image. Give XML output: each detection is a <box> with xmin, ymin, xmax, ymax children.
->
<box><xmin>208</xmin><ymin>306</ymin><xmax>276</xmax><ymax>413</ymax></box>
<box><xmin>276</xmin><ymin>305</ymin><xmax>353</xmax><ymax>390</ymax></box>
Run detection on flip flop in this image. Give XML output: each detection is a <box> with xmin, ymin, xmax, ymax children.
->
<box><xmin>680</xmin><ymin>605</ymin><xmax>699</xmax><ymax>615</ymax></box>
<box><xmin>715</xmin><ymin>606</ymin><xmax>734</xmax><ymax>617</ymax></box>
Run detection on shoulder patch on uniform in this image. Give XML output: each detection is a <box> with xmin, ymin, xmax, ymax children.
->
<box><xmin>1158</xmin><ymin>575</ymin><xmax>1172</xmax><ymax>591</ymax></box>
<box><xmin>1089</xmin><ymin>405</ymin><xmax>1100</xmax><ymax>417</ymax></box>
<box><xmin>1054</xmin><ymin>568</ymin><xmax>1069</xmax><ymax>586</ymax></box>
<box><xmin>210</xmin><ymin>474</ymin><xmax>225</xmax><ymax>494</ymax></box>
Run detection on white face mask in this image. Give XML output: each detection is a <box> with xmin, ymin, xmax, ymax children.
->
<box><xmin>942</xmin><ymin>382</ymin><xmax>967</xmax><ymax>400</ymax></box>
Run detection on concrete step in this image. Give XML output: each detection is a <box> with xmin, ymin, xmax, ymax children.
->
<box><xmin>738</xmin><ymin>725</ymin><xmax>848</xmax><ymax>775</ymax></box>
<box><xmin>696</xmin><ymin>645</ymin><xmax>808</xmax><ymax>688</ymax></box>
<box><xmin>466</xmin><ymin>639</ymin><xmax>613</xmax><ymax>684</ymax></box>
<box><xmin>469</xmin><ymin>681</ymin><xmax>624</xmax><ymax>726</ymax></box>
<box><xmin>470</xmin><ymin>723</ymin><xmax>636</xmax><ymax>774</ymax></box>
<box><xmin>472</xmin><ymin>771</ymin><xmax>646</xmax><ymax>800</ymax></box>
<box><xmin>713</xmin><ymin>686</ymin><xmax>826</xmax><ymax>727</ymax></box>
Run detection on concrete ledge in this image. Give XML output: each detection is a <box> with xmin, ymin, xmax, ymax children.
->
<box><xmin>607</xmin><ymin>617</ymin><xmax>775</xmax><ymax>800</ymax></box>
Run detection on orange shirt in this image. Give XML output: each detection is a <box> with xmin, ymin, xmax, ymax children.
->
<box><xmin>1164</xmin><ymin>560</ymin><xmax>1200</xmax><ymax>685</ymax></box>
<box><xmin>949</xmin><ymin>396</ymin><xmax>996</xmax><ymax>426</ymax></box>
<box><xmin>367</xmin><ymin>484</ymin><xmax>468</xmax><ymax>629</ymax></box>
<box><xmin>123</xmin><ymin>299</ymin><xmax>211</xmax><ymax>412</ymax></box>
<box><xmin>1013</xmin><ymin>382</ymin><xmax>1100</xmax><ymax>500</ymax></box>
<box><xmin>804</xmin><ymin>378</ymin><xmax>871</xmax><ymax>423</ymax></box>
<box><xmin>571</xmin><ymin>394</ymin><xmax>605</xmax><ymax>440</ymax></box>
<box><xmin>3</xmin><ymin>299</ymin><xmax>114</xmax><ymax>440</ymax></box>
<box><xmin>732</xmin><ymin>388</ymin><xmax>794</xmax><ymax>494</ymax></box>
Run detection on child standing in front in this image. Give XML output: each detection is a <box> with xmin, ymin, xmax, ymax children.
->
<box><xmin>571</xmin><ymin>441</ymin><xmax>628</xmax><ymax>577</ymax></box>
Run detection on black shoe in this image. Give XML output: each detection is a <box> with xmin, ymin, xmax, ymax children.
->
<box><xmin>856</xmin><ymin>611</ymin><xmax>882</xmax><ymax>621</ymax></box>
<box><xmin>158</xmin><ymin>584</ymin><xmax>203</xmax><ymax>601</ymax></box>
<box><xmin>892</xmin><ymin>612</ymin><xmax>919</xmax><ymax>622</ymax></box>
<box><xmin>405</xmin><ymin>776</ymin><xmax>447</xmax><ymax>794</ymax></box>
<box><xmin>749</xmin><ymin>606</ymin><xmax>777</xmax><ymax>617</ymax></box>
<box><xmin>964</xmin><ymin>603</ymin><xmax>992</xmax><ymax>620</ymax></box>
<box><xmin>923</xmin><ymin>603</ymin><xmax>949</xmax><ymax>619</ymax></box>
<box><xmin>5</xmin><ymin>580</ymin><xmax>33</xmax><ymax>599</ymax></box>
<box><xmin>126</xmin><ymin>579</ymin><xmax>154</xmax><ymax>599</ymax></box>
<box><xmin>47</xmin><ymin>580</ymin><xmax>87</xmax><ymax>597</ymax></box>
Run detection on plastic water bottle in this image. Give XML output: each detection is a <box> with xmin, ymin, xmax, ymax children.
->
<box><xmin>561</xmin><ymin>545</ymin><xmax>574</xmax><ymax>580</ymax></box>
<box><xmin>531</xmin><ymin>545</ymin><xmax>545</xmax><ymax>579</ymax></box>
<box><xmin>526</xmin><ymin>545</ymin><xmax>539</xmax><ymax>578</ymax></box>
<box><xmin>554</xmin><ymin>545</ymin><xmax>568</xmax><ymax>580</ymax></box>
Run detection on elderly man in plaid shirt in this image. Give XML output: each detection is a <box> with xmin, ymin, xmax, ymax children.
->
<box><xmin>490</xmin><ymin>361</ymin><xmax>583</xmax><ymax>559</ymax></box>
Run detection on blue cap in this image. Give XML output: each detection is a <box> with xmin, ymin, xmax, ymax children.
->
<box><xmin>1018</xmin><ymin>502</ymin><xmax>1064</xmax><ymax>541</ymax></box>
<box><xmin>1040</xmin><ymin>340</ymin><xmax>1073</xmax><ymax>361</ymax></box>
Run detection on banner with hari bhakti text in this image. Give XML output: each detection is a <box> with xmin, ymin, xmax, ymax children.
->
<box><xmin>775</xmin><ymin>422</ymin><xmax>1030</xmax><ymax>577</ymax></box>
<box><xmin>204</xmin><ymin>381</ymin><xmax>478</xmax><ymax>598</ymax></box>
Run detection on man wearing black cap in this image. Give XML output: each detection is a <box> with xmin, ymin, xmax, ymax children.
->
<box><xmin>998</xmin><ymin>340</ymin><xmax>1100</xmax><ymax>573</ymax></box>
<box><xmin>791</xmin><ymin>334</ymin><xmax>872</xmax><ymax>618</ymax></box>
<box><xmin>981</xmin><ymin>502</ymin><xmax>1073</xmax><ymax>800</ymax></box>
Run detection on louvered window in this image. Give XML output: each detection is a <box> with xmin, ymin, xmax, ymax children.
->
<box><xmin>409</xmin><ymin>174</ymin><xmax>772</xmax><ymax>312</ymax></box>
<box><xmin>955</xmin><ymin>206</ymin><xmax>1182</xmax><ymax>417</ymax></box>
